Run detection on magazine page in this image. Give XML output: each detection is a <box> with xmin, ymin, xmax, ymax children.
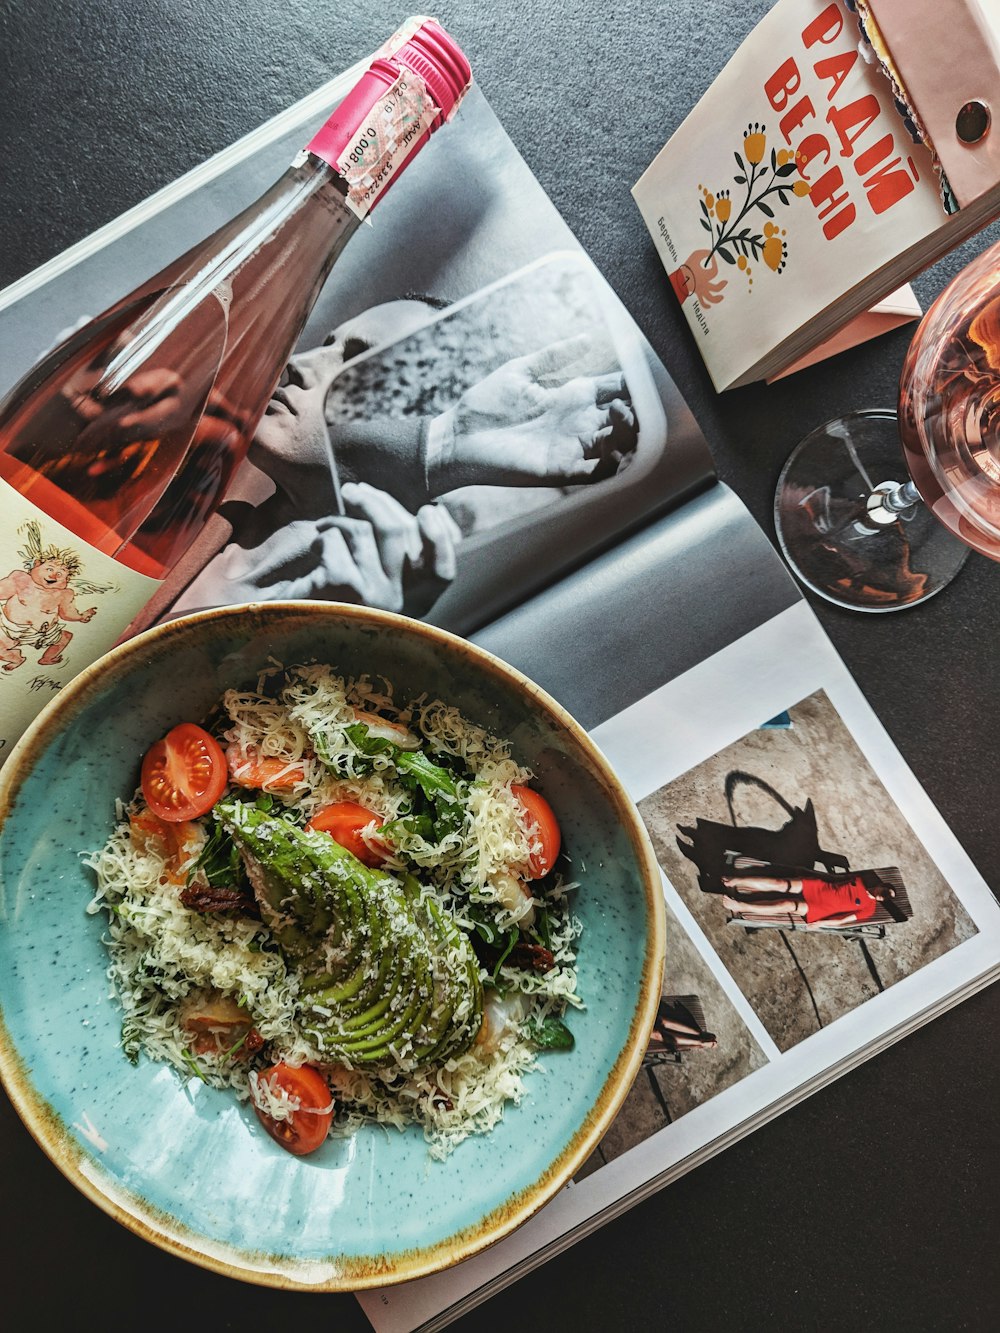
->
<box><xmin>360</xmin><ymin>599</ymin><xmax>1000</xmax><ymax>1332</ymax></box>
<box><xmin>476</xmin><ymin>482</ymin><xmax>801</xmax><ymax>728</ymax></box>
<box><xmin>164</xmin><ymin>250</ymin><xmax>711</xmax><ymax>634</ymax></box>
<box><xmin>0</xmin><ymin>82</ymin><xmax>714</xmax><ymax>640</ymax></box>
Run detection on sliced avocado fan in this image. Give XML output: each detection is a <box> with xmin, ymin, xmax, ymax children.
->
<box><xmin>215</xmin><ymin>801</ymin><xmax>483</xmax><ymax>1071</ymax></box>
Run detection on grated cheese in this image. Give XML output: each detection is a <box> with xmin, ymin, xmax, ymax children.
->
<box><xmin>87</xmin><ymin>663</ymin><xmax>582</xmax><ymax>1157</ymax></box>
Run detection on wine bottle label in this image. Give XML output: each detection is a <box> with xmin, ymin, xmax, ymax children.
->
<box><xmin>307</xmin><ymin>70</ymin><xmax>438</xmax><ymax>219</ymax></box>
<box><xmin>340</xmin><ymin>72</ymin><xmax>438</xmax><ymax>217</ymax></box>
<box><xmin>0</xmin><ymin>479</ymin><xmax>160</xmax><ymax>762</ymax></box>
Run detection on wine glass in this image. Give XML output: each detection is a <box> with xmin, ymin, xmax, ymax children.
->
<box><xmin>774</xmin><ymin>237</ymin><xmax>1000</xmax><ymax>611</ymax></box>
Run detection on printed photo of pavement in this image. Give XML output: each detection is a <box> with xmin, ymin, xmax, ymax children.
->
<box><xmin>638</xmin><ymin>690</ymin><xmax>977</xmax><ymax>1053</ymax></box>
<box><xmin>575</xmin><ymin>895</ymin><xmax>768</xmax><ymax>1177</ymax></box>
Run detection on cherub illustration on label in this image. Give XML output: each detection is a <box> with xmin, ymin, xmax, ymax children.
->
<box><xmin>0</xmin><ymin>521</ymin><xmax>117</xmax><ymax>673</ymax></box>
<box><xmin>670</xmin><ymin>123</ymin><xmax>811</xmax><ymax>308</ymax></box>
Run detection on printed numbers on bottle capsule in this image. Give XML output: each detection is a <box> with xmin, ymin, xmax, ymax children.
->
<box><xmin>347</xmin><ymin>128</ymin><xmax>377</xmax><ymax>167</ymax></box>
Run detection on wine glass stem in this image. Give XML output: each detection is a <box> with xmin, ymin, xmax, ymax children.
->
<box><xmin>828</xmin><ymin>479</ymin><xmax>923</xmax><ymax>543</ymax></box>
<box><xmin>874</xmin><ymin>479</ymin><xmax>922</xmax><ymax>515</ymax></box>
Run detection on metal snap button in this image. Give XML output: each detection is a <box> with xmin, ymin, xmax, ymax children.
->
<box><xmin>956</xmin><ymin>100</ymin><xmax>991</xmax><ymax>144</ymax></box>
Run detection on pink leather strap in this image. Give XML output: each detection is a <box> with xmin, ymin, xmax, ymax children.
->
<box><xmin>866</xmin><ymin>0</ymin><xmax>1000</xmax><ymax>207</ymax></box>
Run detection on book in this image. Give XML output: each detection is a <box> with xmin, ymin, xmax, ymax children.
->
<box><xmin>1</xmin><ymin>35</ymin><xmax>998</xmax><ymax>1333</ymax></box>
<box><xmin>632</xmin><ymin>0</ymin><xmax>1000</xmax><ymax>390</ymax></box>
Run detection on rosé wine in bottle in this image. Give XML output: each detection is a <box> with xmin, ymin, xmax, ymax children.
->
<box><xmin>899</xmin><ymin>236</ymin><xmax>1000</xmax><ymax>561</ymax></box>
<box><xmin>0</xmin><ymin>16</ymin><xmax>470</xmax><ymax>756</ymax></box>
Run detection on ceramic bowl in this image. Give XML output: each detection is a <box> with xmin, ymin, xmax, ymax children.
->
<box><xmin>0</xmin><ymin>602</ymin><xmax>664</xmax><ymax>1290</ymax></box>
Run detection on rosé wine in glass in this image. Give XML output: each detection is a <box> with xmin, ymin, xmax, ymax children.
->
<box><xmin>899</xmin><ymin>236</ymin><xmax>1000</xmax><ymax>561</ymax></box>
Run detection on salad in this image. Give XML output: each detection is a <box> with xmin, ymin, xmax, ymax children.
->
<box><xmin>87</xmin><ymin>664</ymin><xmax>581</xmax><ymax>1158</ymax></box>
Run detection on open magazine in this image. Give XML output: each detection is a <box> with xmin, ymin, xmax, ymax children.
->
<box><xmin>1</xmin><ymin>53</ymin><xmax>998</xmax><ymax>1333</ymax></box>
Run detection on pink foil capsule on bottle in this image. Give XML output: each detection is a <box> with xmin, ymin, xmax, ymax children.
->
<box><xmin>307</xmin><ymin>17</ymin><xmax>472</xmax><ymax>213</ymax></box>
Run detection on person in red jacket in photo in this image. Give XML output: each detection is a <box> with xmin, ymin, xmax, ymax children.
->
<box><xmin>721</xmin><ymin>869</ymin><xmax>896</xmax><ymax>928</ymax></box>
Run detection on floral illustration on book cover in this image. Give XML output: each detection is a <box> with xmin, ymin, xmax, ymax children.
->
<box><xmin>671</xmin><ymin>123</ymin><xmax>813</xmax><ymax>309</ymax></box>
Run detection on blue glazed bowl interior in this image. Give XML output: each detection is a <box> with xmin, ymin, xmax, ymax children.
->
<box><xmin>0</xmin><ymin>603</ymin><xmax>662</xmax><ymax>1288</ymax></box>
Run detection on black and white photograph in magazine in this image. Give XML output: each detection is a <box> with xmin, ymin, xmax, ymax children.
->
<box><xmin>161</xmin><ymin>252</ymin><xmax>664</xmax><ymax>631</ymax></box>
<box><xmin>0</xmin><ymin>87</ymin><xmax>713</xmax><ymax>639</ymax></box>
<box><xmin>638</xmin><ymin>690</ymin><xmax>978</xmax><ymax>1052</ymax></box>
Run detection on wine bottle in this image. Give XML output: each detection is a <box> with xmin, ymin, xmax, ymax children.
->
<box><xmin>0</xmin><ymin>16</ymin><xmax>471</xmax><ymax>757</ymax></box>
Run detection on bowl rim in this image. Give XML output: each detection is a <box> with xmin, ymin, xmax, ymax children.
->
<box><xmin>0</xmin><ymin>599</ymin><xmax>666</xmax><ymax>1291</ymax></box>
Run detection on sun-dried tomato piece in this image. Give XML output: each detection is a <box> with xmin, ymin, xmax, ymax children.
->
<box><xmin>179</xmin><ymin>883</ymin><xmax>255</xmax><ymax>913</ymax></box>
<box><xmin>509</xmin><ymin>942</ymin><xmax>556</xmax><ymax>973</ymax></box>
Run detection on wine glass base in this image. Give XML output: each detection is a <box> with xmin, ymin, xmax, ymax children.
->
<box><xmin>774</xmin><ymin>409</ymin><xmax>969</xmax><ymax>612</ymax></box>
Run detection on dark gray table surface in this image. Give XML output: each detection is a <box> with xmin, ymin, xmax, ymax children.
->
<box><xmin>2</xmin><ymin>1</ymin><xmax>998</xmax><ymax>1327</ymax></box>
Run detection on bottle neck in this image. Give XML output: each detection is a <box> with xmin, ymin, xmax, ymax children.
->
<box><xmin>305</xmin><ymin>57</ymin><xmax>441</xmax><ymax>218</ymax></box>
<box><xmin>101</xmin><ymin>156</ymin><xmax>359</xmax><ymax>410</ymax></box>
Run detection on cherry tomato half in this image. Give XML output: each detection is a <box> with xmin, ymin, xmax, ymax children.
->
<box><xmin>140</xmin><ymin>723</ymin><xmax>227</xmax><ymax>823</ymax></box>
<box><xmin>251</xmin><ymin>1062</ymin><xmax>334</xmax><ymax>1156</ymax></box>
<box><xmin>511</xmin><ymin>784</ymin><xmax>562</xmax><ymax>879</ymax></box>
<box><xmin>306</xmin><ymin>801</ymin><xmax>387</xmax><ymax>867</ymax></box>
